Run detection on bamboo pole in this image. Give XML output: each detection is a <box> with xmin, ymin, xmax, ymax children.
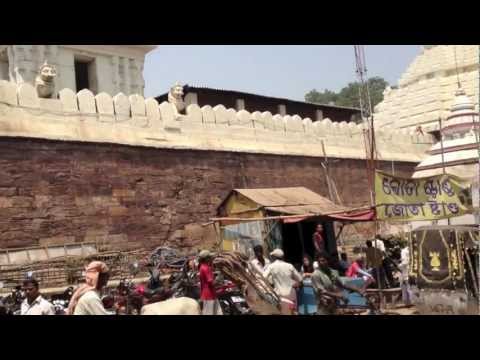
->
<box><xmin>210</xmin><ymin>205</ymin><xmax>372</xmax><ymax>223</ymax></box>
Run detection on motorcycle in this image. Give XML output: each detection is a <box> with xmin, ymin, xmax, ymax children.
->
<box><xmin>1</xmin><ymin>286</ymin><xmax>24</xmax><ymax>315</ymax></box>
<box><xmin>105</xmin><ymin>278</ymin><xmax>137</xmax><ymax>315</ymax></box>
<box><xmin>169</xmin><ymin>257</ymin><xmax>200</xmax><ymax>299</ymax></box>
<box><xmin>0</xmin><ymin>296</ymin><xmax>8</xmax><ymax>315</ymax></box>
<box><xmin>0</xmin><ymin>282</ymin><xmax>6</xmax><ymax>315</ymax></box>
<box><xmin>216</xmin><ymin>279</ymin><xmax>252</xmax><ymax>315</ymax></box>
<box><xmin>50</xmin><ymin>286</ymin><xmax>74</xmax><ymax>315</ymax></box>
<box><xmin>107</xmin><ymin>262</ymin><xmax>172</xmax><ymax>315</ymax></box>
<box><xmin>101</xmin><ymin>293</ymin><xmax>117</xmax><ymax>315</ymax></box>
<box><xmin>169</xmin><ymin>260</ymin><xmax>252</xmax><ymax>315</ymax></box>
<box><xmin>149</xmin><ymin>247</ymin><xmax>188</xmax><ymax>271</ymax></box>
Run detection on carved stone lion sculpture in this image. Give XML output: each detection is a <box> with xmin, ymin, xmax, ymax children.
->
<box><xmin>35</xmin><ymin>61</ymin><xmax>57</xmax><ymax>99</ymax></box>
<box><xmin>168</xmin><ymin>82</ymin><xmax>186</xmax><ymax>117</ymax></box>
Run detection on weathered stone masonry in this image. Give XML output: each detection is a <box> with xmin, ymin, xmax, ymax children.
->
<box><xmin>0</xmin><ymin>137</ymin><xmax>416</xmax><ymax>250</ymax></box>
<box><xmin>0</xmin><ymin>76</ymin><xmax>432</xmax><ymax>251</ymax></box>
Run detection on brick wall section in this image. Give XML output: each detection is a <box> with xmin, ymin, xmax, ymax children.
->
<box><xmin>0</xmin><ymin>138</ymin><xmax>417</xmax><ymax>250</ymax></box>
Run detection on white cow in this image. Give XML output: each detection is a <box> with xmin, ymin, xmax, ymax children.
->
<box><xmin>140</xmin><ymin>297</ymin><xmax>201</xmax><ymax>315</ymax></box>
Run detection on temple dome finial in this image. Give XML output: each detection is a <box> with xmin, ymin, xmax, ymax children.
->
<box><xmin>450</xmin><ymin>86</ymin><xmax>474</xmax><ymax>113</ymax></box>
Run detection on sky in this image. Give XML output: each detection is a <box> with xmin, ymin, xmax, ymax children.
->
<box><xmin>143</xmin><ymin>45</ymin><xmax>421</xmax><ymax>101</ymax></box>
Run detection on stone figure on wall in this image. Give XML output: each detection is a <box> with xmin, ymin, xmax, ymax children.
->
<box><xmin>168</xmin><ymin>82</ymin><xmax>186</xmax><ymax>118</ymax></box>
<box><xmin>35</xmin><ymin>61</ymin><xmax>57</xmax><ymax>99</ymax></box>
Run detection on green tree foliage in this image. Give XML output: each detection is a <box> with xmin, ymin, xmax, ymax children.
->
<box><xmin>304</xmin><ymin>89</ymin><xmax>338</xmax><ymax>105</ymax></box>
<box><xmin>305</xmin><ymin>77</ymin><xmax>389</xmax><ymax>109</ymax></box>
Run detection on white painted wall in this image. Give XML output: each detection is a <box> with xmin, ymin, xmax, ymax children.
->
<box><xmin>0</xmin><ymin>61</ymin><xmax>7</xmax><ymax>81</ymax></box>
<box><xmin>185</xmin><ymin>92</ymin><xmax>198</xmax><ymax>106</ymax></box>
<box><xmin>0</xmin><ymin>45</ymin><xmax>156</xmax><ymax>96</ymax></box>
<box><xmin>56</xmin><ymin>48</ymin><xmax>76</xmax><ymax>91</ymax></box>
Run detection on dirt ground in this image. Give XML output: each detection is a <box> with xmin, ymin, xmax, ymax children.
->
<box><xmin>381</xmin><ymin>306</ymin><xmax>418</xmax><ymax>315</ymax></box>
<box><xmin>354</xmin><ymin>304</ymin><xmax>418</xmax><ymax>315</ymax></box>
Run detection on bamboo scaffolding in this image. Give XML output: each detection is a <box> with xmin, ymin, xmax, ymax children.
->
<box><xmin>0</xmin><ymin>249</ymin><xmax>151</xmax><ymax>291</ymax></box>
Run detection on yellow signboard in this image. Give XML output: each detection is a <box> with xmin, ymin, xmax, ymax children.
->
<box><xmin>375</xmin><ymin>171</ymin><xmax>473</xmax><ymax>221</ymax></box>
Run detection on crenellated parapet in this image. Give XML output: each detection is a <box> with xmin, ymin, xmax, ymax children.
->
<box><xmin>0</xmin><ymin>81</ymin><xmax>433</xmax><ymax>163</ymax></box>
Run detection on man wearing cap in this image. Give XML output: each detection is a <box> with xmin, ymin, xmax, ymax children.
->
<box><xmin>67</xmin><ymin>261</ymin><xmax>111</xmax><ymax>315</ymax></box>
<box><xmin>198</xmin><ymin>250</ymin><xmax>223</xmax><ymax>315</ymax></box>
<box><xmin>262</xmin><ymin>248</ymin><xmax>302</xmax><ymax>315</ymax></box>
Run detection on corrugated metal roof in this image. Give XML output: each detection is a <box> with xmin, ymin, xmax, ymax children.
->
<box><xmin>232</xmin><ymin>187</ymin><xmax>349</xmax><ymax>215</ymax></box>
<box><xmin>264</xmin><ymin>205</ymin><xmax>342</xmax><ymax>215</ymax></box>
<box><xmin>155</xmin><ymin>85</ymin><xmax>361</xmax><ymax>112</ymax></box>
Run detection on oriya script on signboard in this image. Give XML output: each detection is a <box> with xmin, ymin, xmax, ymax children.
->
<box><xmin>374</xmin><ymin>171</ymin><xmax>473</xmax><ymax>221</ymax></box>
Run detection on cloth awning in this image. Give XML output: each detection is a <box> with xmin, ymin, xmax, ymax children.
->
<box><xmin>281</xmin><ymin>207</ymin><xmax>376</xmax><ymax>223</ymax></box>
<box><xmin>212</xmin><ymin>208</ymin><xmax>375</xmax><ymax>226</ymax></box>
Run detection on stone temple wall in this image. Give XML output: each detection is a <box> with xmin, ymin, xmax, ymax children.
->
<box><xmin>0</xmin><ymin>80</ymin><xmax>433</xmax><ymax>251</ymax></box>
<box><xmin>0</xmin><ymin>138</ymin><xmax>416</xmax><ymax>251</ymax></box>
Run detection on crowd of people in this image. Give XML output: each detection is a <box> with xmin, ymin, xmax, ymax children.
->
<box><xmin>250</xmin><ymin>245</ymin><xmax>365</xmax><ymax>315</ymax></box>
<box><xmin>11</xmin><ymin>223</ymin><xmax>412</xmax><ymax>316</ymax></box>
<box><xmin>15</xmin><ymin>260</ymin><xmax>111</xmax><ymax>315</ymax></box>
<box><xmin>15</xmin><ymin>252</ymin><xmax>223</xmax><ymax>316</ymax></box>
<box><xmin>248</xmin><ymin>224</ymin><xmax>413</xmax><ymax>315</ymax></box>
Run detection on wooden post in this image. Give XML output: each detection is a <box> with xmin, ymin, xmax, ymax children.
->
<box><xmin>464</xmin><ymin>246</ymin><xmax>479</xmax><ymax>297</ymax></box>
<box><xmin>321</xmin><ymin>140</ymin><xmax>335</xmax><ymax>203</ymax></box>
<box><xmin>438</xmin><ymin>118</ymin><xmax>451</xmax><ymax>226</ymax></box>
<box><xmin>296</xmin><ymin>223</ymin><xmax>305</xmax><ymax>260</ymax></box>
<box><xmin>475</xmin><ymin>51</ymin><xmax>480</xmax><ymax>228</ymax></box>
<box><xmin>214</xmin><ymin>222</ymin><xmax>223</xmax><ymax>251</ymax></box>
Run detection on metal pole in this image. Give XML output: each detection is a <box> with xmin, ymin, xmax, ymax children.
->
<box><xmin>439</xmin><ymin>118</ymin><xmax>447</xmax><ymax>176</ymax></box>
<box><xmin>464</xmin><ymin>246</ymin><xmax>479</xmax><ymax>297</ymax></box>
<box><xmin>439</xmin><ymin>118</ymin><xmax>451</xmax><ymax>225</ymax></box>
<box><xmin>476</xmin><ymin>45</ymin><xmax>480</xmax><ymax>229</ymax></box>
<box><xmin>355</xmin><ymin>45</ymin><xmax>383</xmax><ymax>308</ymax></box>
<box><xmin>475</xmin><ymin>45</ymin><xmax>480</xmax><ymax>310</ymax></box>
<box><xmin>321</xmin><ymin>140</ymin><xmax>335</xmax><ymax>203</ymax></box>
<box><xmin>296</xmin><ymin>223</ymin><xmax>305</xmax><ymax>258</ymax></box>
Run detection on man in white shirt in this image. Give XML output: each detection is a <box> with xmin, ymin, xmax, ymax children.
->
<box><xmin>67</xmin><ymin>261</ymin><xmax>110</xmax><ymax>315</ymax></box>
<box><xmin>73</xmin><ymin>289</ymin><xmax>110</xmax><ymax>315</ymax></box>
<box><xmin>372</xmin><ymin>237</ymin><xmax>386</xmax><ymax>253</ymax></box>
<box><xmin>263</xmin><ymin>248</ymin><xmax>302</xmax><ymax>315</ymax></box>
<box><xmin>250</xmin><ymin>245</ymin><xmax>271</xmax><ymax>274</ymax></box>
<box><xmin>399</xmin><ymin>245</ymin><xmax>412</xmax><ymax>306</ymax></box>
<box><xmin>20</xmin><ymin>278</ymin><xmax>55</xmax><ymax>315</ymax></box>
<box><xmin>373</xmin><ymin>236</ymin><xmax>396</xmax><ymax>287</ymax></box>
